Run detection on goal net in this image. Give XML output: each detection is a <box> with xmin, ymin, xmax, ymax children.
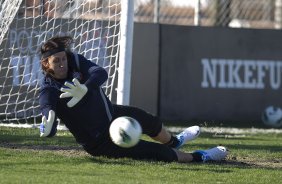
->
<box><xmin>0</xmin><ymin>0</ymin><xmax>133</xmax><ymax>125</ymax></box>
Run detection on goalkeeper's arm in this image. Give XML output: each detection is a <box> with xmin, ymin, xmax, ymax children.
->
<box><xmin>39</xmin><ymin>87</ymin><xmax>59</xmax><ymax>137</ymax></box>
<box><xmin>59</xmin><ymin>55</ymin><xmax>107</xmax><ymax>108</ymax></box>
<box><xmin>76</xmin><ymin>54</ymin><xmax>108</xmax><ymax>88</ymax></box>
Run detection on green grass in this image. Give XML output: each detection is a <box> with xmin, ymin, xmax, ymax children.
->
<box><xmin>0</xmin><ymin>127</ymin><xmax>281</xmax><ymax>184</ymax></box>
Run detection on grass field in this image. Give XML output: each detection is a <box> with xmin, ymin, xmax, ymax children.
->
<box><xmin>0</xmin><ymin>126</ymin><xmax>281</xmax><ymax>184</ymax></box>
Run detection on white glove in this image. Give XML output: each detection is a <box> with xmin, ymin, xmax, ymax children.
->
<box><xmin>60</xmin><ymin>78</ymin><xmax>88</xmax><ymax>108</ymax></box>
<box><xmin>40</xmin><ymin>110</ymin><xmax>55</xmax><ymax>137</ymax></box>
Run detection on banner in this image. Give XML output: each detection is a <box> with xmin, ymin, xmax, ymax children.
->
<box><xmin>159</xmin><ymin>26</ymin><xmax>282</xmax><ymax>126</ymax></box>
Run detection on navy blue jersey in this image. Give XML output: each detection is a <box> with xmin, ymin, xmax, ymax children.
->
<box><xmin>39</xmin><ymin>53</ymin><xmax>113</xmax><ymax>147</ymax></box>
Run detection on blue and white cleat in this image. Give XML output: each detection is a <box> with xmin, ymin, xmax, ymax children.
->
<box><xmin>175</xmin><ymin>126</ymin><xmax>200</xmax><ymax>149</ymax></box>
<box><xmin>194</xmin><ymin>146</ymin><xmax>229</xmax><ymax>162</ymax></box>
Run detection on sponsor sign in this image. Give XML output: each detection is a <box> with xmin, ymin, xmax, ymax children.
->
<box><xmin>160</xmin><ymin>26</ymin><xmax>282</xmax><ymax>126</ymax></box>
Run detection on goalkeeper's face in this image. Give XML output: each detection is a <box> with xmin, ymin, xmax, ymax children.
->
<box><xmin>47</xmin><ymin>51</ymin><xmax>68</xmax><ymax>79</ymax></box>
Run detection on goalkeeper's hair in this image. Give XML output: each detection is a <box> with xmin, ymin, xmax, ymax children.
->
<box><xmin>40</xmin><ymin>36</ymin><xmax>74</xmax><ymax>75</ymax></box>
<box><xmin>40</xmin><ymin>36</ymin><xmax>73</xmax><ymax>54</ymax></box>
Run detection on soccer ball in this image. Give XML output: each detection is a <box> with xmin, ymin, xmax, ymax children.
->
<box><xmin>262</xmin><ymin>106</ymin><xmax>282</xmax><ymax>128</ymax></box>
<box><xmin>109</xmin><ymin>116</ymin><xmax>142</xmax><ymax>148</ymax></box>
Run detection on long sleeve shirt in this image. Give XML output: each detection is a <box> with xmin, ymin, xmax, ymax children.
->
<box><xmin>39</xmin><ymin>53</ymin><xmax>113</xmax><ymax>148</ymax></box>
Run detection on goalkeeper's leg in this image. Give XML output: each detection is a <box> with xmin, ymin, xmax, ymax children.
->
<box><xmin>112</xmin><ymin>105</ymin><xmax>200</xmax><ymax>149</ymax></box>
<box><xmin>155</xmin><ymin>125</ymin><xmax>200</xmax><ymax>149</ymax></box>
<box><xmin>84</xmin><ymin>136</ymin><xmax>228</xmax><ymax>163</ymax></box>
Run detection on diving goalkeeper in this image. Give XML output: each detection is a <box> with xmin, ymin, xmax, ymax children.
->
<box><xmin>39</xmin><ymin>36</ymin><xmax>228</xmax><ymax>163</ymax></box>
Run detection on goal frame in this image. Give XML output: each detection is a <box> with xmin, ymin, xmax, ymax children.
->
<box><xmin>0</xmin><ymin>0</ymin><xmax>134</xmax><ymax>126</ymax></box>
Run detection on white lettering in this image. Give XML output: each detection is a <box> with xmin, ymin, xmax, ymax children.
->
<box><xmin>8</xmin><ymin>29</ymin><xmax>60</xmax><ymax>55</ymax></box>
<box><xmin>23</xmin><ymin>56</ymin><xmax>31</xmax><ymax>85</ymax></box>
<box><xmin>243</xmin><ymin>60</ymin><xmax>256</xmax><ymax>89</ymax></box>
<box><xmin>17</xmin><ymin>31</ymin><xmax>30</xmax><ymax>54</ymax></box>
<box><xmin>30</xmin><ymin>55</ymin><xmax>43</xmax><ymax>85</ymax></box>
<box><xmin>228</xmin><ymin>60</ymin><xmax>243</xmax><ymax>88</ymax></box>
<box><xmin>9</xmin><ymin>30</ymin><xmax>17</xmax><ymax>48</ymax></box>
<box><xmin>11</xmin><ymin>56</ymin><xmax>20</xmax><ymax>86</ymax></box>
<box><xmin>201</xmin><ymin>58</ymin><xmax>282</xmax><ymax>90</ymax></box>
<box><xmin>10</xmin><ymin>55</ymin><xmax>42</xmax><ymax>86</ymax></box>
<box><xmin>269</xmin><ymin>61</ymin><xmax>282</xmax><ymax>89</ymax></box>
<box><xmin>256</xmin><ymin>61</ymin><xmax>268</xmax><ymax>89</ymax></box>
<box><xmin>201</xmin><ymin>58</ymin><xmax>216</xmax><ymax>88</ymax></box>
<box><xmin>29</xmin><ymin>30</ymin><xmax>39</xmax><ymax>54</ymax></box>
<box><xmin>218</xmin><ymin>59</ymin><xmax>227</xmax><ymax>88</ymax></box>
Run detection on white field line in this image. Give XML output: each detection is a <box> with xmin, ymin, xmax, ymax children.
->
<box><xmin>1</xmin><ymin>123</ymin><xmax>282</xmax><ymax>134</ymax></box>
<box><xmin>167</xmin><ymin>126</ymin><xmax>282</xmax><ymax>134</ymax></box>
<box><xmin>0</xmin><ymin>123</ymin><xmax>68</xmax><ymax>130</ymax></box>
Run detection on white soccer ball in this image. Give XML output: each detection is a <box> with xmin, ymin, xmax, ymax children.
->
<box><xmin>109</xmin><ymin>116</ymin><xmax>142</xmax><ymax>148</ymax></box>
<box><xmin>262</xmin><ymin>106</ymin><xmax>282</xmax><ymax>128</ymax></box>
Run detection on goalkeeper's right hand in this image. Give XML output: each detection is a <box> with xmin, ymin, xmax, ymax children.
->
<box><xmin>40</xmin><ymin>110</ymin><xmax>55</xmax><ymax>137</ymax></box>
<box><xmin>60</xmin><ymin>78</ymin><xmax>88</xmax><ymax>108</ymax></box>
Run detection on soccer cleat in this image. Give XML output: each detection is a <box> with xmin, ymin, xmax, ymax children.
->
<box><xmin>194</xmin><ymin>146</ymin><xmax>229</xmax><ymax>162</ymax></box>
<box><xmin>175</xmin><ymin>126</ymin><xmax>200</xmax><ymax>149</ymax></box>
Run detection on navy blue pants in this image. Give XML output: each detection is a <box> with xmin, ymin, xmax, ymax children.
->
<box><xmin>84</xmin><ymin>105</ymin><xmax>178</xmax><ymax>162</ymax></box>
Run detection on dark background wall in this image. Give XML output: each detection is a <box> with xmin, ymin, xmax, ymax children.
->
<box><xmin>131</xmin><ymin>23</ymin><xmax>282</xmax><ymax>127</ymax></box>
<box><xmin>130</xmin><ymin>23</ymin><xmax>160</xmax><ymax>115</ymax></box>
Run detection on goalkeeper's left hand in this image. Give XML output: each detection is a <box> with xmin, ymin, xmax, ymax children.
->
<box><xmin>40</xmin><ymin>110</ymin><xmax>55</xmax><ymax>137</ymax></box>
<box><xmin>60</xmin><ymin>78</ymin><xmax>88</xmax><ymax>108</ymax></box>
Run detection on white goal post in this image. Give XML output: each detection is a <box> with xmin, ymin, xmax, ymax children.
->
<box><xmin>0</xmin><ymin>0</ymin><xmax>134</xmax><ymax>125</ymax></box>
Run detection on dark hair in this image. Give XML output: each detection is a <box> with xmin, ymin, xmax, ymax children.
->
<box><xmin>40</xmin><ymin>36</ymin><xmax>73</xmax><ymax>75</ymax></box>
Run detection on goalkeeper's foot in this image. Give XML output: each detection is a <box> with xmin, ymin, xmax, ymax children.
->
<box><xmin>194</xmin><ymin>146</ymin><xmax>229</xmax><ymax>162</ymax></box>
<box><xmin>175</xmin><ymin>126</ymin><xmax>200</xmax><ymax>149</ymax></box>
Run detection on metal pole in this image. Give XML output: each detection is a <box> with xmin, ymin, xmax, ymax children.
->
<box><xmin>153</xmin><ymin>0</ymin><xmax>160</xmax><ymax>23</ymax></box>
<box><xmin>275</xmin><ymin>0</ymin><xmax>282</xmax><ymax>29</ymax></box>
<box><xmin>194</xmin><ymin>0</ymin><xmax>201</xmax><ymax>25</ymax></box>
<box><xmin>117</xmin><ymin>0</ymin><xmax>134</xmax><ymax>105</ymax></box>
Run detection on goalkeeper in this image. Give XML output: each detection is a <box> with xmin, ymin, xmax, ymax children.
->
<box><xmin>39</xmin><ymin>36</ymin><xmax>228</xmax><ymax>163</ymax></box>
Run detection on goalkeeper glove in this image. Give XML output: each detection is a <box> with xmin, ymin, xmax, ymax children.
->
<box><xmin>40</xmin><ymin>110</ymin><xmax>55</xmax><ymax>137</ymax></box>
<box><xmin>60</xmin><ymin>78</ymin><xmax>88</xmax><ymax>108</ymax></box>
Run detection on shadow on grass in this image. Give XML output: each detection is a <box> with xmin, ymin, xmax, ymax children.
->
<box><xmin>171</xmin><ymin>159</ymin><xmax>282</xmax><ymax>172</ymax></box>
<box><xmin>212</xmin><ymin>159</ymin><xmax>282</xmax><ymax>171</ymax></box>
<box><xmin>89</xmin><ymin>154</ymin><xmax>282</xmax><ymax>172</ymax></box>
<box><xmin>89</xmin><ymin>157</ymin><xmax>146</xmax><ymax>166</ymax></box>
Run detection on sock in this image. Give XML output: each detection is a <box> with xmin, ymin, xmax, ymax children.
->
<box><xmin>191</xmin><ymin>152</ymin><xmax>204</xmax><ymax>162</ymax></box>
<box><xmin>165</xmin><ymin>135</ymin><xmax>180</xmax><ymax>148</ymax></box>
